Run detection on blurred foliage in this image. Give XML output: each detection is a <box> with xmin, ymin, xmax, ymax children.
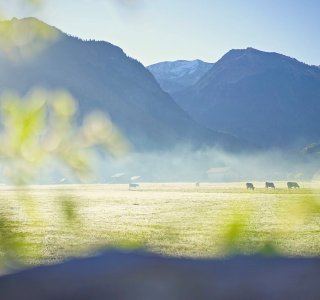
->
<box><xmin>218</xmin><ymin>193</ymin><xmax>320</xmax><ymax>257</ymax></box>
<box><xmin>24</xmin><ymin>0</ymin><xmax>42</xmax><ymax>7</ymax></box>
<box><xmin>0</xmin><ymin>0</ymin><xmax>56</xmax><ymax>61</ymax></box>
<box><xmin>59</xmin><ymin>197</ymin><xmax>80</xmax><ymax>227</ymax></box>
<box><xmin>221</xmin><ymin>212</ymin><xmax>251</xmax><ymax>254</ymax></box>
<box><xmin>0</xmin><ymin>215</ymin><xmax>28</xmax><ymax>266</ymax></box>
<box><xmin>0</xmin><ymin>89</ymin><xmax>130</xmax><ymax>267</ymax></box>
<box><xmin>0</xmin><ymin>89</ymin><xmax>129</xmax><ymax>184</ymax></box>
<box><xmin>0</xmin><ymin>17</ymin><xmax>58</xmax><ymax>60</ymax></box>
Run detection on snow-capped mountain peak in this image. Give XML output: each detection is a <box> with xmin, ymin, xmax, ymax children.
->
<box><xmin>148</xmin><ymin>59</ymin><xmax>213</xmax><ymax>94</ymax></box>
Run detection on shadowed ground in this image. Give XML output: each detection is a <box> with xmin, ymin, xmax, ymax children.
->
<box><xmin>0</xmin><ymin>250</ymin><xmax>320</xmax><ymax>300</ymax></box>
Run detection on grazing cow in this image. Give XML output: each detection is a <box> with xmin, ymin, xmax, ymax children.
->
<box><xmin>287</xmin><ymin>182</ymin><xmax>300</xmax><ymax>189</ymax></box>
<box><xmin>129</xmin><ymin>183</ymin><xmax>139</xmax><ymax>190</ymax></box>
<box><xmin>265</xmin><ymin>182</ymin><xmax>275</xmax><ymax>189</ymax></box>
<box><xmin>246</xmin><ymin>183</ymin><xmax>255</xmax><ymax>190</ymax></box>
<box><xmin>195</xmin><ymin>182</ymin><xmax>200</xmax><ymax>187</ymax></box>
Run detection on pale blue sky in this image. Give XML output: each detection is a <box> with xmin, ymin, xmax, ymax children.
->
<box><xmin>1</xmin><ymin>0</ymin><xmax>319</xmax><ymax>66</ymax></box>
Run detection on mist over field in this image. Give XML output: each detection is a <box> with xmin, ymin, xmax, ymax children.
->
<box><xmin>25</xmin><ymin>146</ymin><xmax>318</xmax><ymax>184</ymax></box>
<box><xmin>97</xmin><ymin>147</ymin><xmax>319</xmax><ymax>183</ymax></box>
<box><xmin>0</xmin><ymin>139</ymin><xmax>318</xmax><ymax>184</ymax></box>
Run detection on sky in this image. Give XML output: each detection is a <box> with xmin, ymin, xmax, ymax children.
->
<box><xmin>1</xmin><ymin>0</ymin><xmax>319</xmax><ymax>66</ymax></box>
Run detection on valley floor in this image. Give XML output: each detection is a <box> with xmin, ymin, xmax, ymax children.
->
<box><xmin>0</xmin><ymin>182</ymin><xmax>320</xmax><ymax>267</ymax></box>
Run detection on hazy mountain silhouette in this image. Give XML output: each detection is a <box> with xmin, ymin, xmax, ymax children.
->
<box><xmin>174</xmin><ymin>48</ymin><xmax>320</xmax><ymax>148</ymax></box>
<box><xmin>0</xmin><ymin>18</ymin><xmax>245</xmax><ymax>151</ymax></box>
<box><xmin>148</xmin><ymin>60</ymin><xmax>213</xmax><ymax>94</ymax></box>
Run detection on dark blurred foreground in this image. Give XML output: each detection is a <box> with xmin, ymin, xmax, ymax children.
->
<box><xmin>0</xmin><ymin>250</ymin><xmax>319</xmax><ymax>300</ymax></box>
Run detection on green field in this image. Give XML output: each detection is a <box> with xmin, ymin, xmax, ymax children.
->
<box><xmin>1</xmin><ymin>182</ymin><xmax>320</xmax><ymax>266</ymax></box>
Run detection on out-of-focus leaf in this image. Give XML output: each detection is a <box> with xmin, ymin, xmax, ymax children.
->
<box><xmin>60</xmin><ymin>198</ymin><xmax>78</xmax><ymax>225</ymax></box>
<box><xmin>222</xmin><ymin>213</ymin><xmax>248</xmax><ymax>253</ymax></box>
<box><xmin>259</xmin><ymin>241</ymin><xmax>279</xmax><ymax>257</ymax></box>
<box><xmin>0</xmin><ymin>88</ymin><xmax>129</xmax><ymax>183</ymax></box>
<box><xmin>0</xmin><ymin>16</ymin><xmax>58</xmax><ymax>60</ymax></box>
<box><xmin>82</xmin><ymin>112</ymin><xmax>131</xmax><ymax>157</ymax></box>
<box><xmin>0</xmin><ymin>215</ymin><xmax>28</xmax><ymax>263</ymax></box>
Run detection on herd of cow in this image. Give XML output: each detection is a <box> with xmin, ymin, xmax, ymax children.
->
<box><xmin>246</xmin><ymin>182</ymin><xmax>300</xmax><ymax>190</ymax></box>
<box><xmin>129</xmin><ymin>182</ymin><xmax>301</xmax><ymax>190</ymax></box>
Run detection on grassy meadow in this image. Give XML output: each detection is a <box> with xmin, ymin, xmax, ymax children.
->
<box><xmin>1</xmin><ymin>181</ymin><xmax>320</xmax><ymax>267</ymax></box>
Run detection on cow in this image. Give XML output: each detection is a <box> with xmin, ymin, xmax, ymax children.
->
<box><xmin>129</xmin><ymin>183</ymin><xmax>139</xmax><ymax>190</ymax></box>
<box><xmin>246</xmin><ymin>183</ymin><xmax>255</xmax><ymax>190</ymax></box>
<box><xmin>287</xmin><ymin>182</ymin><xmax>300</xmax><ymax>189</ymax></box>
<box><xmin>265</xmin><ymin>182</ymin><xmax>275</xmax><ymax>189</ymax></box>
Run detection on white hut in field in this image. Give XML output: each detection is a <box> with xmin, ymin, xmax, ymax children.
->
<box><xmin>206</xmin><ymin>167</ymin><xmax>240</xmax><ymax>182</ymax></box>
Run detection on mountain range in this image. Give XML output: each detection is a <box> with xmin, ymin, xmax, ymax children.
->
<box><xmin>160</xmin><ymin>48</ymin><xmax>320</xmax><ymax>149</ymax></box>
<box><xmin>1</xmin><ymin>18</ymin><xmax>319</xmax><ymax>151</ymax></box>
<box><xmin>0</xmin><ymin>18</ymin><xmax>243</xmax><ymax>152</ymax></box>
